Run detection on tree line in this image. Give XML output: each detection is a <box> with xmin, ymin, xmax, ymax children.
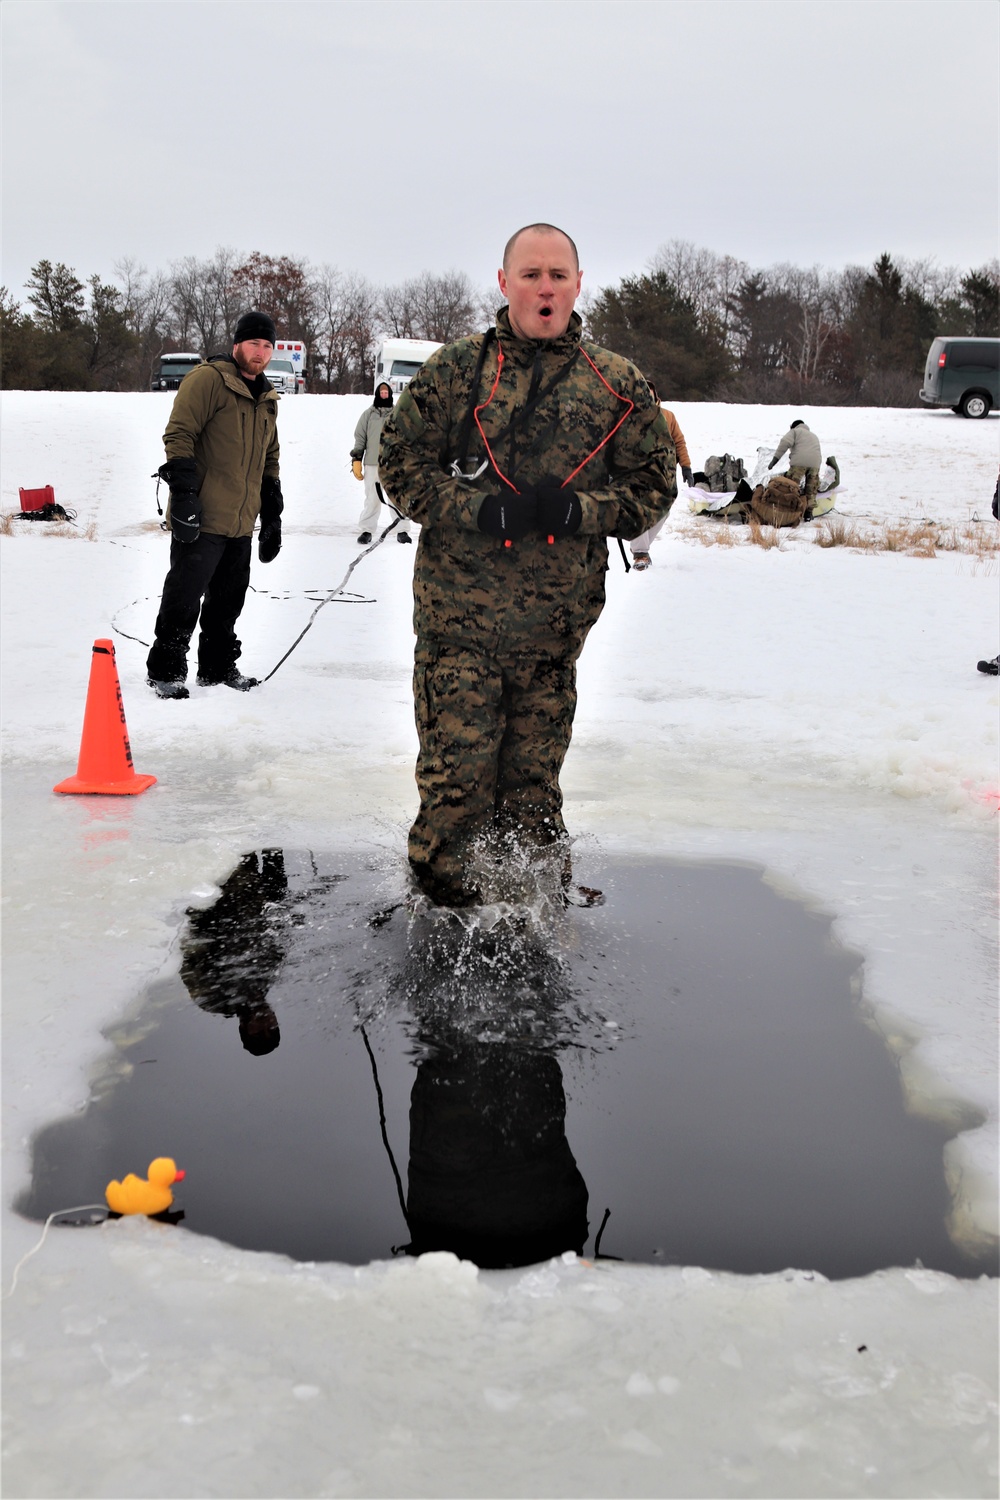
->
<box><xmin>2</xmin><ymin>242</ymin><xmax>997</xmax><ymax>404</ymax></box>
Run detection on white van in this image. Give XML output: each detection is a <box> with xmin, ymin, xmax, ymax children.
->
<box><xmin>374</xmin><ymin>338</ymin><xmax>443</xmax><ymax>395</ymax></box>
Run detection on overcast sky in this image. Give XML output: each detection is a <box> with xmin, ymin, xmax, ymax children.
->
<box><xmin>2</xmin><ymin>0</ymin><xmax>997</xmax><ymax>305</ymax></box>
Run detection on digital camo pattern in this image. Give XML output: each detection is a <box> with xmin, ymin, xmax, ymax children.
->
<box><xmin>379</xmin><ymin>305</ymin><xmax>676</xmax><ymax>905</ymax></box>
<box><xmin>786</xmin><ymin>463</ymin><xmax>819</xmax><ymax>503</ymax></box>
<box><xmin>410</xmin><ymin>643</ymin><xmax>577</xmax><ymax>906</ymax></box>
<box><xmin>379</xmin><ymin>307</ymin><xmax>677</xmax><ymax>659</ymax></box>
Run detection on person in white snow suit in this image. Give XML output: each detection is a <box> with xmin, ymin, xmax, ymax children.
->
<box><xmin>768</xmin><ymin>418</ymin><xmax>821</xmax><ymax>506</ymax></box>
<box><xmin>350</xmin><ymin>383</ymin><xmax>411</xmax><ymax>545</ymax></box>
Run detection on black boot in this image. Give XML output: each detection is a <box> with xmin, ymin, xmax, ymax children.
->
<box><xmin>148</xmin><ymin>678</ymin><xmax>189</xmax><ymax>700</ymax></box>
<box><xmin>197</xmin><ymin>669</ymin><xmax>260</xmax><ymax>691</ymax></box>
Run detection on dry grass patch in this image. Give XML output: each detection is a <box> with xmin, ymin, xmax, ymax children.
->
<box><xmin>814</xmin><ymin>517</ymin><xmax>870</xmax><ymax>549</ymax></box>
<box><xmin>747</xmin><ymin>518</ymin><xmax>784</xmax><ymax>550</ymax></box>
<box><xmin>0</xmin><ymin>513</ymin><xmax>97</xmax><ymax>540</ymax></box>
<box><xmin>882</xmin><ymin>522</ymin><xmax>937</xmax><ymax>556</ymax></box>
<box><xmin>815</xmin><ymin>517</ymin><xmax>999</xmax><ymax>559</ymax></box>
<box><xmin>690</xmin><ymin>522</ymin><xmax>738</xmax><ymax>546</ymax></box>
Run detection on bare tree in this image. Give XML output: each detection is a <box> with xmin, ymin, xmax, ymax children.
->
<box><xmin>379</xmin><ymin>280</ymin><xmax>415</xmax><ymax>339</ymax></box>
<box><xmin>114</xmin><ymin>257</ymin><xmax>173</xmax><ymax>388</ymax></box>
<box><xmin>228</xmin><ymin>252</ymin><xmax>321</xmax><ymax>349</ymax></box>
<box><xmin>313</xmin><ymin>266</ymin><xmax>380</xmax><ymax>391</ymax></box>
<box><xmin>379</xmin><ymin>270</ymin><xmax>479</xmax><ymax>343</ymax></box>
<box><xmin>407</xmin><ymin>270</ymin><xmax>478</xmax><ymax>342</ymax></box>
<box><xmin>169</xmin><ymin>246</ymin><xmax>241</xmax><ymax>353</ymax></box>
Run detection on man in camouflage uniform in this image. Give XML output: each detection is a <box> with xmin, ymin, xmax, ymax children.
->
<box><xmin>379</xmin><ymin>224</ymin><xmax>676</xmax><ymax>908</ymax></box>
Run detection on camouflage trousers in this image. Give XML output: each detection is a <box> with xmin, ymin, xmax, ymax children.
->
<box><xmin>786</xmin><ymin>464</ymin><xmax>819</xmax><ymax>503</ymax></box>
<box><xmin>410</xmin><ymin>641</ymin><xmax>578</xmax><ymax>906</ymax></box>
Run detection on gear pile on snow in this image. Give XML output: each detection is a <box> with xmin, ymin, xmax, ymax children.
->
<box><xmin>687</xmin><ymin>446</ymin><xmax>844</xmax><ymax>526</ymax></box>
<box><xmin>691</xmin><ymin>454</ymin><xmax>747</xmax><ymax>492</ymax></box>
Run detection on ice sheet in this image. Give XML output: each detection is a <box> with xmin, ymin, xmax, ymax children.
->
<box><xmin>2</xmin><ymin>393</ymin><xmax>997</xmax><ymax>1496</ymax></box>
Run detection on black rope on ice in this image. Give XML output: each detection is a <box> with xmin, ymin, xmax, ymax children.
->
<box><xmin>261</xmin><ymin>511</ymin><xmax>400</xmax><ymax>681</ymax></box>
<box><xmin>109</xmin><ymin>508</ymin><xmax>403</xmax><ymax>663</ymax></box>
<box><xmin>358</xmin><ymin>1023</ymin><xmax>409</xmax><ymax>1228</ymax></box>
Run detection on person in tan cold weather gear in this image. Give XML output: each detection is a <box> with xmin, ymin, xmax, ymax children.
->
<box><xmin>631</xmin><ymin>380</ymin><xmax>689</xmax><ymax>569</ymax></box>
<box><xmin>146</xmin><ymin>309</ymin><xmax>282</xmax><ymax>699</ymax></box>
<box><xmin>379</xmin><ymin>224</ymin><xmax>676</xmax><ymax>908</ymax></box>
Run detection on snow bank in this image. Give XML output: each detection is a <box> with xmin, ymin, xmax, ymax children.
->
<box><xmin>2</xmin><ymin>393</ymin><xmax>997</xmax><ymax>1496</ymax></box>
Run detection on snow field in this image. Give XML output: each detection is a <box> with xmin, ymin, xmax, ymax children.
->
<box><xmin>1</xmin><ymin>392</ymin><xmax>997</xmax><ymax>1497</ymax></box>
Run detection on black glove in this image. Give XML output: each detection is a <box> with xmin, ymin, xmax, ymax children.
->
<box><xmin>535</xmin><ymin>482</ymin><xmax>582</xmax><ymax>540</ymax></box>
<box><xmin>681</xmin><ymin>466</ymin><xmax>693</xmax><ymax>486</ymax></box>
<box><xmin>159</xmin><ymin>458</ymin><xmax>201</xmax><ymax>543</ymax></box>
<box><xmin>258</xmin><ymin>518</ymin><xmax>281</xmax><ymax>563</ymax></box>
<box><xmin>258</xmin><ymin>474</ymin><xmax>283</xmax><ymax>563</ymax></box>
<box><xmin>767</xmin><ymin>459</ymin><xmax>777</xmax><ymax>471</ymax></box>
<box><xmin>477</xmin><ymin>488</ymin><xmax>537</xmax><ymax>541</ymax></box>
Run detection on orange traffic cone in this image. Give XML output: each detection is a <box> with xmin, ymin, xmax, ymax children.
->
<box><xmin>54</xmin><ymin>639</ymin><xmax>157</xmax><ymax>796</ymax></box>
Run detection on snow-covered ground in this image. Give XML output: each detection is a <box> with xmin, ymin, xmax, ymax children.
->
<box><xmin>2</xmin><ymin>392</ymin><xmax>997</xmax><ymax>1498</ymax></box>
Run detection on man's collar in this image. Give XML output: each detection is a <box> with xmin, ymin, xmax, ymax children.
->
<box><xmin>494</xmin><ymin>305</ymin><xmax>583</xmax><ymax>356</ymax></box>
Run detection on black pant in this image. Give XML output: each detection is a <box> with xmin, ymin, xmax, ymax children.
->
<box><xmin>146</xmin><ymin>533</ymin><xmax>252</xmax><ymax>682</ymax></box>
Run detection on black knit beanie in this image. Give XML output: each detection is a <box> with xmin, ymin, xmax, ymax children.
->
<box><xmin>233</xmin><ymin>310</ymin><xmax>276</xmax><ymax>345</ymax></box>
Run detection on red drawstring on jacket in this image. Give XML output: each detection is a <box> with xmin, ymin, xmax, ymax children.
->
<box><xmin>472</xmin><ymin>339</ymin><xmax>635</xmax><ymax>546</ymax></box>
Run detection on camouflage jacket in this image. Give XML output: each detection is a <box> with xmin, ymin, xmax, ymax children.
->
<box><xmin>379</xmin><ymin>308</ymin><xmax>676</xmax><ymax>658</ymax></box>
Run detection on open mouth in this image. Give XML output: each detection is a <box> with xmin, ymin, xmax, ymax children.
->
<box><xmin>539</xmin><ymin>306</ymin><xmax>552</xmax><ymax>320</ymax></box>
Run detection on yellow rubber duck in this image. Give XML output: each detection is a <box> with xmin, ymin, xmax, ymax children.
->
<box><xmin>105</xmin><ymin>1157</ymin><xmax>186</xmax><ymax>1216</ymax></box>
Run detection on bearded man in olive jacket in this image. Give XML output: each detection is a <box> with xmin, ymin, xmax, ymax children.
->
<box><xmin>379</xmin><ymin>224</ymin><xmax>676</xmax><ymax>908</ymax></box>
<box><xmin>146</xmin><ymin>309</ymin><xmax>283</xmax><ymax>699</ymax></box>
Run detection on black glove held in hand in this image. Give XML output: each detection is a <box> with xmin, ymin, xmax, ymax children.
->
<box><xmin>159</xmin><ymin>458</ymin><xmax>201</xmax><ymax>543</ymax></box>
<box><xmin>257</xmin><ymin>474</ymin><xmax>283</xmax><ymax>561</ymax></box>
<box><xmin>536</xmin><ymin>483</ymin><xmax>582</xmax><ymax>539</ymax></box>
<box><xmin>260</xmin><ymin>473</ymin><xmax>284</xmax><ymax>519</ymax></box>
<box><xmin>258</xmin><ymin>518</ymin><xmax>281</xmax><ymax>563</ymax></box>
<box><xmin>477</xmin><ymin>489</ymin><xmax>537</xmax><ymax>542</ymax></box>
<box><xmin>681</xmin><ymin>466</ymin><xmax>693</xmax><ymax>485</ymax></box>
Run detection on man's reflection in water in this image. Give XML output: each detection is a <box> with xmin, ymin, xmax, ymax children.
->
<box><xmin>180</xmin><ymin>849</ymin><xmax>290</xmax><ymax>1056</ymax></box>
<box><xmin>403</xmin><ymin>1036</ymin><xmax>589</xmax><ymax>1268</ymax></box>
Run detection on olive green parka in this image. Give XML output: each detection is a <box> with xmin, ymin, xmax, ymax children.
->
<box><xmin>379</xmin><ymin>308</ymin><xmax>676</xmax><ymax>660</ymax></box>
<box><xmin>163</xmin><ymin>355</ymin><xmax>280</xmax><ymax>537</ymax></box>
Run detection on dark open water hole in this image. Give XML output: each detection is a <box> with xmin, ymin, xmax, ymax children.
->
<box><xmin>18</xmin><ymin>851</ymin><xmax>996</xmax><ymax>1279</ymax></box>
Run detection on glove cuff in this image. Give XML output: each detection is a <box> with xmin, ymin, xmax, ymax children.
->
<box><xmin>160</xmin><ymin>457</ymin><xmax>200</xmax><ymax>492</ymax></box>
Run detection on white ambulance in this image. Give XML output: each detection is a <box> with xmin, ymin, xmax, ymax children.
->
<box><xmin>269</xmin><ymin>339</ymin><xmax>308</xmax><ymax>394</ymax></box>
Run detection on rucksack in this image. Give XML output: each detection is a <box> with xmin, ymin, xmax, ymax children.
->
<box><xmin>749</xmin><ymin>475</ymin><xmax>807</xmax><ymax>528</ymax></box>
<box><xmin>702</xmin><ymin>453</ymin><xmax>747</xmax><ymax>493</ymax></box>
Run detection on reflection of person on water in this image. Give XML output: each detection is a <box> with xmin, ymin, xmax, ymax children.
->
<box><xmin>180</xmin><ymin>849</ymin><xmax>290</xmax><ymax>1056</ymax></box>
<box><xmin>403</xmin><ymin>1039</ymin><xmax>589</xmax><ymax>1268</ymax></box>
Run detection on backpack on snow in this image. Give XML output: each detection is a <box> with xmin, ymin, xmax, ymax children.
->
<box><xmin>701</xmin><ymin>453</ymin><xmax>747</xmax><ymax>493</ymax></box>
<box><xmin>749</xmin><ymin>474</ymin><xmax>807</xmax><ymax>528</ymax></box>
<box><xmin>702</xmin><ymin>475</ymin><xmax>808</xmax><ymax>528</ymax></box>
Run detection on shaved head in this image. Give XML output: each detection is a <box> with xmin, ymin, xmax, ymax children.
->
<box><xmin>503</xmin><ymin>223</ymin><xmax>579</xmax><ymax>271</ymax></box>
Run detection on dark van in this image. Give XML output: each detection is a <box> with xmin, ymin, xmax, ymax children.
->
<box><xmin>150</xmin><ymin>352</ymin><xmax>204</xmax><ymax>392</ymax></box>
<box><xmin>920</xmin><ymin>337</ymin><xmax>999</xmax><ymax>418</ymax></box>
